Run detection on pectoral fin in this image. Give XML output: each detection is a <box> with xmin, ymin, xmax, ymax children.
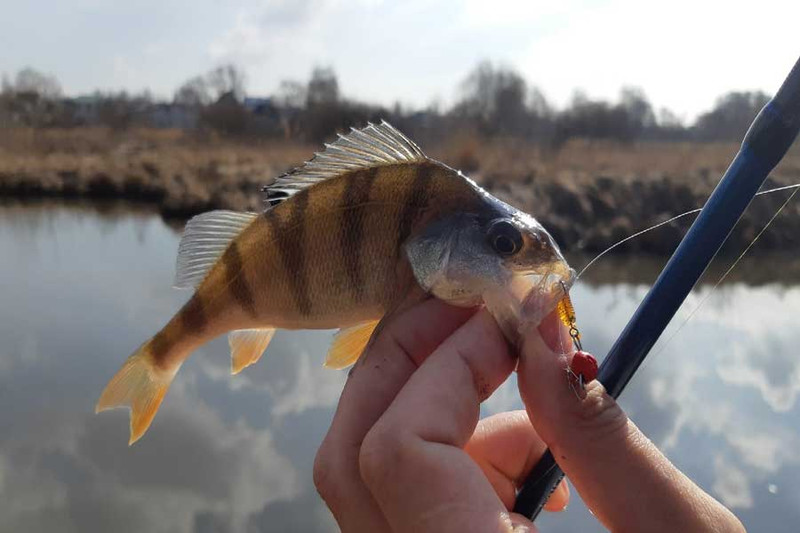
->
<box><xmin>229</xmin><ymin>328</ymin><xmax>276</xmax><ymax>374</ymax></box>
<box><xmin>325</xmin><ymin>320</ymin><xmax>380</xmax><ymax>369</ymax></box>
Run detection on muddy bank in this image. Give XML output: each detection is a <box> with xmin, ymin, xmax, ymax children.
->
<box><xmin>494</xmin><ymin>174</ymin><xmax>800</xmax><ymax>254</ymax></box>
<box><xmin>1</xmin><ymin>129</ymin><xmax>799</xmax><ymax>254</ymax></box>
<box><xmin>4</xmin><ymin>162</ymin><xmax>799</xmax><ymax>255</ymax></box>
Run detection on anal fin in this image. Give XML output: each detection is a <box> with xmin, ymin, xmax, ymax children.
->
<box><xmin>229</xmin><ymin>328</ymin><xmax>276</xmax><ymax>374</ymax></box>
<box><xmin>325</xmin><ymin>320</ymin><xmax>380</xmax><ymax>369</ymax></box>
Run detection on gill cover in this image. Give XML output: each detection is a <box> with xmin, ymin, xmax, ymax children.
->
<box><xmin>405</xmin><ymin>213</ymin><xmax>509</xmax><ymax>306</ymax></box>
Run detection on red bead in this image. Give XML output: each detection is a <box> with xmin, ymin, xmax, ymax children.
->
<box><xmin>570</xmin><ymin>351</ymin><xmax>598</xmax><ymax>382</ymax></box>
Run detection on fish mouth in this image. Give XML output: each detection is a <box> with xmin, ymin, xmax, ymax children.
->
<box><xmin>516</xmin><ymin>262</ymin><xmax>576</xmax><ymax>326</ymax></box>
<box><xmin>481</xmin><ymin>259</ymin><xmax>576</xmax><ymax>345</ymax></box>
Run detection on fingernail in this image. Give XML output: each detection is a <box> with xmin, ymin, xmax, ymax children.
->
<box><xmin>511</xmin><ymin>522</ymin><xmax>531</xmax><ymax>532</ymax></box>
<box><xmin>509</xmin><ymin>514</ymin><xmax>533</xmax><ymax>532</ymax></box>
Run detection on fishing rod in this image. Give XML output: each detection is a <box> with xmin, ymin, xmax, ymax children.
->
<box><xmin>513</xmin><ymin>55</ymin><xmax>800</xmax><ymax>521</ymax></box>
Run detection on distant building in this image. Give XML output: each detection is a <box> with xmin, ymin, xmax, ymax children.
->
<box><xmin>243</xmin><ymin>96</ymin><xmax>282</xmax><ymax>135</ymax></box>
<box><xmin>243</xmin><ymin>97</ymin><xmax>273</xmax><ymax>114</ymax></box>
<box><xmin>69</xmin><ymin>95</ymin><xmax>102</xmax><ymax>125</ymax></box>
<box><xmin>146</xmin><ymin>103</ymin><xmax>199</xmax><ymax>130</ymax></box>
<box><xmin>21</xmin><ymin>94</ymin><xmax>290</xmax><ymax>133</ymax></box>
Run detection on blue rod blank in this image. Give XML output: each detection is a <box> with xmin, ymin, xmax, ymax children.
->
<box><xmin>514</xmin><ymin>55</ymin><xmax>800</xmax><ymax>520</ymax></box>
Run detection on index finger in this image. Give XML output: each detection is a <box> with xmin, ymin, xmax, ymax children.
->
<box><xmin>314</xmin><ymin>298</ymin><xmax>475</xmax><ymax>530</ymax></box>
<box><xmin>357</xmin><ymin>309</ymin><xmax>524</xmax><ymax>532</ymax></box>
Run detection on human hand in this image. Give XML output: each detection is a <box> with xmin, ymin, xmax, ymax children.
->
<box><xmin>314</xmin><ymin>298</ymin><xmax>745</xmax><ymax>532</ymax></box>
<box><xmin>314</xmin><ymin>298</ymin><xmax>565</xmax><ymax>532</ymax></box>
<box><xmin>518</xmin><ymin>308</ymin><xmax>746</xmax><ymax>532</ymax></box>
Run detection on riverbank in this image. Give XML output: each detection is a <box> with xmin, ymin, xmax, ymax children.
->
<box><xmin>1</xmin><ymin>127</ymin><xmax>799</xmax><ymax>253</ymax></box>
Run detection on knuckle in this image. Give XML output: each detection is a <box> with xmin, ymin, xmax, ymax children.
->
<box><xmin>313</xmin><ymin>438</ymin><xmax>343</xmax><ymax>506</ymax></box>
<box><xmin>574</xmin><ymin>382</ymin><xmax>629</xmax><ymax>439</ymax></box>
<box><xmin>359</xmin><ymin>425</ymin><xmax>401</xmax><ymax>488</ymax></box>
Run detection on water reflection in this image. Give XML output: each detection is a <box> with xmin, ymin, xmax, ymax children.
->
<box><xmin>0</xmin><ymin>201</ymin><xmax>799</xmax><ymax>532</ymax></box>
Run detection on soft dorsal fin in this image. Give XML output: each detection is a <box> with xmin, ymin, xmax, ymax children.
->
<box><xmin>263</xmin><ymin>121</ymin><xmax>427</xmax><ymax>206</ymax></box>
<box><xmin>174</xmin><ymin>210</ymin><xmax>258</xmax><ymax>289</ymax></box>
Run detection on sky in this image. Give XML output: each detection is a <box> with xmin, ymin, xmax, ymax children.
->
<box><xmin>1</xmin><ymin>0</ymin><xmax>799</xmax><ymax>122</ymax></box>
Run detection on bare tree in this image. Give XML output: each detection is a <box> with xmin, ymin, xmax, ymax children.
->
<box><xmin>276</xmin><ymin>80</ymin><xmax>307</xmax><ymax>109</ymax></box>
<box><xmin>306</xmin><ymin>67</ymin><xmax>339</xmax><ymax>107</ymax></box>
<box><xmin>275</xmin><ymin>80</ymin><xmax>306</xmax><ymax>139</ymax></box>
<box><xmin>658</xmin><ymin>107</ymin><xmax>683</xmax><ymax>128</ymax></box>
<box><xmin>529</xmin><ymin>87</ymin><xmax>551</xmax><ymax>117</ymax></box>
<box><xmin>619</xmin><ymin>87</ymin><xmax>655</xmax><ymax>130</ymax></box>
<box><xmin>9</xmin><ymin>67</ymin><xmax>62</xmax><ymax>99</ymax></box>
<box><xmin>456</xmin><ymin>61</ymin><xmax>535</xmax><ymax>136</ymax></box>
<box><xmin>174</xmin><ymin>75</ymin><xmax>211</xmax><ymax>107</ymax></box>
<box><xmin>694</xmin><ymin>91</ymin><xmax>770</xmax><ymax>140</ymax></box>
<box><xmin>206</xmin><ymin>64</ymin><xmax>246</xmax><ymax>102</ymax></box>
<box><xmin>95</xmin><ymin>91</ymin><xmax>152</xmax><ymax>130</ymax></box>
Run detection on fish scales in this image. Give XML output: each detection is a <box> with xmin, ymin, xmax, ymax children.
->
<box><xmin>245</xmin><ymin>161</ymin><xmax>481</xmax><ymax>327</ymax></box>
<box><xmin>157</xmin><ymin>162</ymin><xmax>478</xmax><ymax>366</ymax></box>
<box><xmin>96</xmin><ymin>121</ymin><xmax>574</xmax><ymax>444</ymax></box>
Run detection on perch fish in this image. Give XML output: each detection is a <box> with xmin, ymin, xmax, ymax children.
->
<box><xmin>96</xmin><ymin>121</ymin><xmax>575</xmax><ymax>444</ymax></box>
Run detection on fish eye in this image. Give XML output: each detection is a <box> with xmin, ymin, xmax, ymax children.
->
<box><xmin>488</xmin><ymin>220</ymin><xmax>522</xmax><ymax>256</ymax></box>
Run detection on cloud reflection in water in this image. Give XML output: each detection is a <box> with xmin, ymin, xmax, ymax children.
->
<box><xmin>1</xmin><ymin>201</ymin><xmax>799</xmax><ymax>532</ymax></box>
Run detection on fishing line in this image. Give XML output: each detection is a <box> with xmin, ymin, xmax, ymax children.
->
<box><xmin>570</xmin><ymin>181</ymin><xmax>798</xmax><ymax>371</ymax></box>
<box><xmin>576</xmin><ymin>182</ymin><xmax>800</xmax><ymax>280</ymax></box>
<box><xmin>648</xmin><ymin>185</ymin><xmax>799</xmax><ymax>359</ymax></box>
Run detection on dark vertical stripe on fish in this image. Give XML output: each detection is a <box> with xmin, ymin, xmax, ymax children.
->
<box><xmin>180</xmin><ymin>293</ymin><xmax>207</xmax><ymax>332</ymax></box>
<box><xmin>340</xmin><ymin>168</ymin><xmax>377</xmax><ymax>301</ymax></box>
<box><xmin>150</xmin><ymin>330</ymin><xmax>172</xmax><ymax>363</ymax></box>
<box><xmin>273</xmin><ymin>190</ymin><xmax>313</xmax><ymax>316</ymax></box>
<box><xmin>150</xmin><ymin>293</ymin><xmax>207</xmax><ymax>369</ymax></box>
<box><xmin>222</xmin><ymin>242</ymin><xmax>258</xmax><ymax>317</ymax></box>
<box><xmin>396</xmin><ymin>163</ymin><xmax>434</xmax><ymax>253</ymax></box>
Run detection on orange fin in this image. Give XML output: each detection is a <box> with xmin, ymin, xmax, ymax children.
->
<box><xmin>324</xmin><ymin>320</ymin><xmax>380</xmax><ymax>369</ymax></box>
<box><xmin>95</xmin><ymin>343</ymin><xmax>178</xmax><ymax>445</ymax></box>
<box><xmin>229</xmin><ymin>328</ymin><xmax>276</xmax><ymax>374</ymax></box>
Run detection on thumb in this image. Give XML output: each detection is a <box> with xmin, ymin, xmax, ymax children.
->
<box><xmin>516</xmin><ymin>311</ymin><xmax>740</xmax><ymax>532</ymax></box>
<box><xmin>517</xmin><ymin>311</ymin><xmax>628</xmax><ymax>453</ymax></box>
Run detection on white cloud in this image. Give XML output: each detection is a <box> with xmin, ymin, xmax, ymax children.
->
<box><xmin>713</xmin><ymin>456</ymin><xmax>754</xmax><ymax>509</ymax></box>
<box><xmin>0</xmin><ymin>389</ymin><xmax>300</xmax><ymax>533</ymax></box>
<box><xmin>727</xmin><ymin>430</ymin><xmax>800</xmax><ymax>474</ymax></box>
<box><xmin>269</xmin><ymin>344</ymin><xmax>347</xmax><ymax>419</ymax></box>
<box><xmin>460</xmin><ymin>0</ymin><xmax>578</xmax><ymax>28</ymax></box>
<box><xmin>568</xmin><ymin>279</ymin><xmax>800</xmax><ymax>515</ymax></box>
<box><xmin>680</xmin><ymin>285</ymin><xmax>800</xmax><ymax>412</ymax></box>
<box><xmin>518</xmin><ymin>0</ymin><xmax>800</xmax><ymax>118</ymax></box>
<box><xmin>5</xmin><ymin>0</ymin><xmax>798</xmax><ymax>117</ymax></box>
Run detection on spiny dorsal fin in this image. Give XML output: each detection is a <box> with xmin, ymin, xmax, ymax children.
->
<box><xmin>263</xmin><ymin>121</ymin><xmax>427</xmax><ymax>206</ymax></box>
<box><xmin>174</xmin><ymin>210</ymin><xmax>258</xmax><ymax>289</ymax></box>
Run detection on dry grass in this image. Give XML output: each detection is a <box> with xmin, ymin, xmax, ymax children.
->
<box><xmin>0</xmin><ymin>127</ymin><xmax>312</xmax><ymax>214</ymax></box>
<box><xmin>2</xmin><ymin>127</ymin><xmax>800</xmax><ymax>253</ymax></box>
<box><xmin>432</xmin><ymin>135</ymin><xmax>800</xmax><ymax>187</ymax></box>
<box><xmin>4</xmin><ymin>127</ymin><xmax>800</xmax><ymax>190</ymax></box>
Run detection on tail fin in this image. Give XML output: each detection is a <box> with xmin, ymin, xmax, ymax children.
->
<box><xmin>95</xmin><ymin>341</ymin><xmax>179</xmax><ymax>445</ymax></box>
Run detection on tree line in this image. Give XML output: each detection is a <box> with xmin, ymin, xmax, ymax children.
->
<box><xmin>0</xmin><ymin>62</ymin><xmax>771</xmax><ymax>145</ymax></box>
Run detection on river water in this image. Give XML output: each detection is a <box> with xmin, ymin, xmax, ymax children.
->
<box><xmin>1</xmin><ymin>200</ymin><xmax>798</xmax><ymax>532</ymax></box>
